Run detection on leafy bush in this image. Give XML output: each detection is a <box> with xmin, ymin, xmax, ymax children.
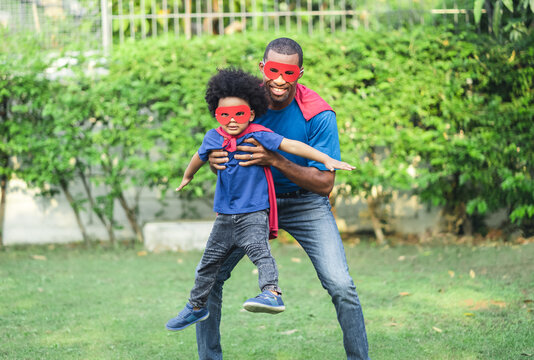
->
<box><xmin>0</xmin><ymin>34</ymin><xmax>52</xmax><ymax>246</ymax></box>
<box><xmin>3</xmin><ymin>26</ymin><xmax>533</xmax><ymax>243</ymax></box>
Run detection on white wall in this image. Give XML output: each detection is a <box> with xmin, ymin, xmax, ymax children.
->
<box><xmin>4</xmin><ymin>179</ymin><xmax>465</xmax><ymax>246</ymax></box>
<box><xmin>3</xmin><ymin>178</ymin><xmax>214</xmax><ymax>245</ymax></box>
<box><xmin>334</xmin><ymin>192</ymin><xmax>442</xmax><ymax>235</ymax></box>
<box><xmin>4</xmin><ymin>177</ymin><xmax>513</xmax><ymax>246</ymax></box>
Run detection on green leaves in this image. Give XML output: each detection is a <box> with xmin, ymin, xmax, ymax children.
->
<box><xmin>3</xmin><ymin>26</ymin><xmax>533</xmax><ymax>241</ymax></box>
<box><xmin>474</xmin><ymin>0</ymin><xmax>486</xmax><ymax>25</ymax></box>
<box><xmin>510</xmin><ymin>205</ymin><xmax>534</xmax><ymax>223</ymax></box>
<box><xmin>466</xmin><ymin>199</ymin><xmax>489</xmax><ymax>215</ymax></box>
<box><xmin>502</xmin><ymin>0</ymin><xmax>514</xmax><ymax>12</ymax></box>
<box><xmin>327</xmin><ymin>28</ymin><xmax>533</xmax><ymax>233</ymax></box>
<box><xmin>473</xmin><ymin>0</ymin><xmax>533</xmax><ymax>41</ymax></box>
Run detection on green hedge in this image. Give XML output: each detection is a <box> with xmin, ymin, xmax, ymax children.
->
<box><xmin>2</xmin><ymin>27</ymin><xmax>533</xmax><ymax>241</ymax></box>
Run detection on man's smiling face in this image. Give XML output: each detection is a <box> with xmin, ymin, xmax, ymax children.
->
<box><xmin>259</xmin><ymin>50</ymin><xmax>302</xmax><ymax>110</ymax></box>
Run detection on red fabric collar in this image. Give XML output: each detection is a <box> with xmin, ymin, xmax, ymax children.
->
<box><xmin>215</xmin><ymin>123</ymin><xmax>272</xmax><ymax>152</ymax></box>
<box><xmin>294</xmin><ymin>83</ymin><xmax>334</xmax><ymax>121</ymax></box>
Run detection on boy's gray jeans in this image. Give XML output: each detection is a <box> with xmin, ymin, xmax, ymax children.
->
<box><xmin>189</xmin><ymin>209</ymin><xmax>280</xmax><ymax>308</ymax></box>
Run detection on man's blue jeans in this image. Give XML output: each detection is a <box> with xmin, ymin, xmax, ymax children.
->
<box><xmin>196</xmin><ymin>192</ymin><xmax>370</xmax><ymax>360</ymax></box>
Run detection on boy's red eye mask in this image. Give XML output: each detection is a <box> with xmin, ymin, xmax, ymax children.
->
<box><xmin>215</xmin><ymin>105</ymin><xmax>251</xmax><ymax>125</ymax></box>
<box><xmin>262</xmin><ymin>61</ymin><xmax>302</xmax><ymax>82</ymax></box>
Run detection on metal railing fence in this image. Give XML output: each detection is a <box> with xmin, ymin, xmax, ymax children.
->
<box><xmin>1</xmin><ymin>1</ymin><xmax>483</xmax><ymax>53</ymax></box>
<box><xmin>102</xmin><ymin>0</ymin><xmax>480</xmax><ymax>53</ymax></box>
<box><xmin>1</xmin><ymin>0</ymin><xmax>102</xmax><ymax>50</ymax></box>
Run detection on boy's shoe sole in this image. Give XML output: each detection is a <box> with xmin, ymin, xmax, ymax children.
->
<box><xmin>165</xmin><ymin>312</ymin><xmax>210</xmax><ymax>331</ymax></box>
<box><xmin>243</xmin><ymin>302</ymin><xmax>285</xmax><ymax>314</ymax></box>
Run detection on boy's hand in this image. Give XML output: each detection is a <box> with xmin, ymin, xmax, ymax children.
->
<box><xmin>325</xmin><ymin>159</ymin><xmax>355</xmax><ymax>172</ymax></box>
<box><xmin>175</xmin><ymin>177</ymin><xmax>193</xmax><ymax>191</ymax></box>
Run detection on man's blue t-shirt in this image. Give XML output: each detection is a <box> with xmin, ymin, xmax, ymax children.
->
<box><xmin>254</xmin><ymin>99</ymin><xmax>341</xmax><ymax>194</ymax></box>
<box><xmin>198</xmin><ymin>129</ymin><xmax>284</xmax><ymax>214</ymax></box>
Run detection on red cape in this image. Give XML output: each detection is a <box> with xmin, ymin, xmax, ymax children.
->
<box><xmin>295</xmin><ymin>83</ymin><xmax>334</xmax><ymax>120</ymax></box>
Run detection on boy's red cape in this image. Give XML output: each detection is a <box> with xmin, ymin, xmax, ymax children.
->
<box><xmin>216</xmin><ymin>124</ymin><xmax>279</xmax><ymax>239</ymax></box>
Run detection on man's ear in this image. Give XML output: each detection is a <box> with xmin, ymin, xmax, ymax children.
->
<box><xmin>298</xmin><ymin>67</ymin><xmax>304</xmax><ymax>79</ymax></box>
<box><xmin>259</xmin><ymin>61</ymin><xmax>264</xmax><ymax>73</ymax></box>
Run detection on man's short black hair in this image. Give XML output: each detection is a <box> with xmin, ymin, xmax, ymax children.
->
<box><xmin>205</xmin><ymin>67</ymin><xmax>268</xmax><ymax>118</ymax></box>
<box><xmin>263</xmin><ymin>37</ymin><xmax>303</xmax><ymax>67</ymax></box>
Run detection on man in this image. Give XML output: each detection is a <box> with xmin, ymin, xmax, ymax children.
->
<box><xmin>198</xmin><ymin>37</ymin><xmax>370</xmax><ymax>360</ymax></box>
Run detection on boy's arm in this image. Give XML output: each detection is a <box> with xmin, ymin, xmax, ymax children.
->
<box><xmin>176</xmin><ymin>152</ymin><xmax>207</xmax><ymax>191</ymax></box>
<box><xmin>278</xmin><ymin>138</ymin><xmax>355</xmax><ymax>172</ymax></box>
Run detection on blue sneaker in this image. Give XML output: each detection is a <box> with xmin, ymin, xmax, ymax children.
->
<box><xmin>166</xmin><ymin>303</ymin><xmax>209</xmax><ymax>331</ymax></box>
<box><xmin>243</xmin><ymin>290</ymin><xmax>285</xmax><ymax>314</ymax></box>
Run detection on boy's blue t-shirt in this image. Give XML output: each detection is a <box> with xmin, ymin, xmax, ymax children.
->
<box><xmin>254</xmin><ymin>99</ymin><xmax>340</xmax><ymax>194</ymax></box>
<box><xmin>198</xmin><ymin>129</ymin><xmax>284</xmax><ymax>214</ymax></box>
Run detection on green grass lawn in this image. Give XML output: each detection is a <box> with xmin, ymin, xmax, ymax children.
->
<box><xmin>1</xmin><ymin>240</ymin><xmax>532</xmax><ymax>360</ymax></box>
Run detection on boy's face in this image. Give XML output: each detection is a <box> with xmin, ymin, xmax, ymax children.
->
<box><xmin>216</xmin><ymin>97</ymin><xmax>254</xmax><ymax>136</ymax></box>
<box><xmin>259</xmin><ymin>50</ymin><xmax>302</xmax><ymax>110</ymax></box>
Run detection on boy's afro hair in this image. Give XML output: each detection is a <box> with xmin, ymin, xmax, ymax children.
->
<box><xmin>205</xmin><ymin>67</ymin><xmax>268</xmax><ymax>118</ymax></box>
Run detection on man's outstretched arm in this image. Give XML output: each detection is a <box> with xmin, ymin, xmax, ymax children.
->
<box><xmin>234</xmin><ymin>138</ymin><xmax>335</xmax><ymax>196</ymax></box>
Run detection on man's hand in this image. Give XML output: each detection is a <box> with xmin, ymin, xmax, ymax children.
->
<box><xmin>208</xmin><ymin>150</ymin><xmax>229</xmax><ymax>171</ymax></box>
<box><xmin>234</xmin><ymin>138</ymin><xmax>281</xmax><ymax>167</ymax></box>
<box><xmin>236</xmin><ymin>137</ymin><xmax>335</xmax><ymax>196</ymax></box>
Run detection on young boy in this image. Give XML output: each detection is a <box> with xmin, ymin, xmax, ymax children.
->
<box><xmin>165</xmin><ymin>67</ymin><xmax>354</xmax><ymax>331</ymax></box>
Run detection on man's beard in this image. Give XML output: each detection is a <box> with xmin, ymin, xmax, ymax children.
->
<box><xmin>265</xmin><ymin>85</ymin><xmax>290</xmax><ymax>104</ymax></box>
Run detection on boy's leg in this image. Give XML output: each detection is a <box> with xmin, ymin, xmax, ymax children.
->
<box><xmin>235</xmin><ymin>210</ymin><xmax>280</xmax><ymax>294</ymax></box>
<box><xmin>188</xmin><ymin>214</ymin><xmax>235</xmax><ymax>308</ymax></box>
<box><xmin>235</xmin><ymin>210</ymin><xmax>284</xmax><ymax>313</ymax></box>
<box><xmin>278</xmin><ymin>193</ymin><xmax>370</xmax><ymax>360</ymax></box>
<box><xmin>166</xmin><ymin>214</ymin><xmax>234</xmax><ymax>332</ymax></box>
<box><xmin>196</xmin><ymin>247</ymin><xmax>246</xmax><ymax>360</ymax></box>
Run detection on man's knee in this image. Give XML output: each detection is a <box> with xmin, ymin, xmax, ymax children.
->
<box><xmin>321</xmin><ymin>272</ymin><xmax>358</xmax><ymax>299</ymax></box>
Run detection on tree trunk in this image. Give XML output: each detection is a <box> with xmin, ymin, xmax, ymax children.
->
<box><xmin>367</xmin><ymin>196</ymin><xmax>385</xmax><ymax>244</ymax></box>
<box><xmin>100</xmin><ymin>156</ymin><xmax>142</xmax><ymax>244</ymax></box>
<box><xmin>1</xmin><ymin>100</ymin><xmax>9</xmax><ymax>249</ymax></box>
<box><xmin>59</xmin><ymin>179</ymin><xmax>90</xmax><ymax>246</ymax></box>
<box><xmin>458</xmin><ymin>202</ymin><xmax>473</xmax><ymax>236</ymax></box>
<box><xmin>366</xmin><ymin>151</ymin><xmax>386</xmax><ymax>244</ymax></box>
<box><xmin>117</xmin><ymin>191</ymin><xmax>144</xmax><ymax>243</ymax></box>
<box><xmin>0</xmin><ymin>172</ymin><xmax>7</xmax><ymax>248</ymax></box>
<box><xmin>78</xmin><ymin>167</ymin><xmax>115</xmax><ymax>244</ymax></box>
<box><xmin>484</xmin><ymin>0</ymin><xmax>493</xmax><ymax>34</ymax></box>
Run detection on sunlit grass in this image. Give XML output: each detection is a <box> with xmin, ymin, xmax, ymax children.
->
<box><xmin>0</xmin><ymin>241</ymin><xmax>532</xmax><ymax>359</ymax></box>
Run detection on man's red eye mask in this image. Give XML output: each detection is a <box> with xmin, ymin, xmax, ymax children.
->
<box><xmin>263</xmin><ymin>61</ymin><xmax>302</xmax><ymax>82</ymax></box>
<box><xmin>215</xmin><ymin>105</ymin><xmax>251</xmax><ymax>125</ymax></box>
